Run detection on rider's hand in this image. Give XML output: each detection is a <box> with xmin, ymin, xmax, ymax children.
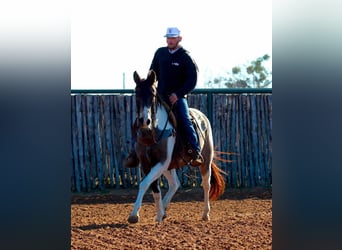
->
<box><xmin>169</xmin><ymin>93</ymin><xmax>178</xmax><ymax>105</ymax></box>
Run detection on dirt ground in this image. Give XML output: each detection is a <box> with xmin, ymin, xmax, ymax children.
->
<box><xmin>71</xmin><ymin>187</ymin><xmax>272</xmax><ymax>249</ymax></box>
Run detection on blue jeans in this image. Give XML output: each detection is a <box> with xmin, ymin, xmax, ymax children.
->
<box><xmin>173</xmin><ymin>98</ymin><xmax>201</xmax><ymax>152</ymax></box>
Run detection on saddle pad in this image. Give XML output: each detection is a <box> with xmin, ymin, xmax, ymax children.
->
<box><xmin>189</xmin><ymin>108</ymin><xmax>207</xmax><ymax>136</ymax></box>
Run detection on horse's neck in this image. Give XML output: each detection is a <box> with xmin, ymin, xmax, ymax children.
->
<box><xmin>156</xmin><ymin>104</ymin><xmax>174</xmax><ymax>130</ymax></box>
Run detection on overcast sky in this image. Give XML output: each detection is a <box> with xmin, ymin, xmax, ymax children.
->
<box><xmin>71</xmin><ymin>0</ymin><xmax>272</xmax><ymax>89</ymax></box>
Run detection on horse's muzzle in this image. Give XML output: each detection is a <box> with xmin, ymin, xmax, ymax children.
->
<box><xmin>137</xmin><ymin>128</ymin><xmax>156</xmax><ymax>146</ymax></box>
<box><xmin>138</xmin><ymin>118</ymin><xmax>151</xmax><ymax>127</ymax></box>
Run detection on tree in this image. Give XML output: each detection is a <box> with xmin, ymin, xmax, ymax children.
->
<box><xmin>205</xmin><ymin>54</ymin><xmax>272</xmax><ymax>88</ymax></box>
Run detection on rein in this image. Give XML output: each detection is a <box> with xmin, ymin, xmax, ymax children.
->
<box><xmin>154</xmin><ymin>111</ymin><xmax>172</xmax><ymax>144</ymax></box>
<box><xmin>136</xmin><ymin>94</ymin><xmax>175</xmax><ymax>146</ymax></box>
<box><xmin>153</xmin><ymin>95</ymin><xmax>175</xmax><ymax>144</ymax></box>
<box><xmin>154</xmin><ymin>94</ymin><xmax>173</xmax><ymax>144</ymax></box>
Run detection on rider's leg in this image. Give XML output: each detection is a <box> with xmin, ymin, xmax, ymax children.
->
<box><xmin>173</xmin><ymin>98</ymin><xmax>203</xmax><ymax>166</ymax></box>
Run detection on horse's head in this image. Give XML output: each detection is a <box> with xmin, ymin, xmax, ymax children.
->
<box><xmin>133</xmin><ymin>70</ymin><xmax>158</xmax><ymax>145</ymax></box>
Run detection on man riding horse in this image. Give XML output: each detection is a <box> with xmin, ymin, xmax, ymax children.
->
<box><xmin>124</xmin><ymin>27</ymin><xmax>203</xmax><ymax>168</ymax></box>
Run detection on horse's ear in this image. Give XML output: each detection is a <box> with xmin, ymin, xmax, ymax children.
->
<box><xmin>133</xmin><ymin>71</ymin><xmax>141</xmax><ymax>84</ymax></box>
<box><xmin>147</xmin><ymin>70</ymin><xmax>156</xmax><ymax>84</ymax></box>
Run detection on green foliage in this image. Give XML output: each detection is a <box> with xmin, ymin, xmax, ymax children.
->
<box><xmin>205</xmin><ymin>54</ymin><xmax>272</xmax><ymax>88</ymax></box>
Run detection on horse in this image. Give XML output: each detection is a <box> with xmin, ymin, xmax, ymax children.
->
<box><xmin>127</xmin><ymin>70</ymin><xmax>226</xmax><ymax>223</ymax></box>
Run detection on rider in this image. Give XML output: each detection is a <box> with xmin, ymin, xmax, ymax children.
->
<box><xmin>124</xmin><ymin>27</ymin><xmax>203</xmax><ymax>168</ymax></box>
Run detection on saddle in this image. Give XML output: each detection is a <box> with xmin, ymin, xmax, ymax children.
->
<box><xmin>169</xmin><ymin>108</ymin><xmax>206</xmax><ymax>169</ymax></box>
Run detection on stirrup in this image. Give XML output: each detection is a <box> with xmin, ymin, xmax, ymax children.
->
<box><xmin>188</xmin><ymin>149</ymin><xmax>203</xmax><ymax>167</ymax></box>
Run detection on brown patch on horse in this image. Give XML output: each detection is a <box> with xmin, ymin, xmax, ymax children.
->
<box><xmin>135</xmin><ymin>138</ymin><xmax>169</xmax><ymax>174</ymax></box>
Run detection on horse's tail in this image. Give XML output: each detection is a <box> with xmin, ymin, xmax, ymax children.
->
<box><xmin>209</xmin><ymin>162</ymin><xmax>226</xmax><ymax>201</ymax></box>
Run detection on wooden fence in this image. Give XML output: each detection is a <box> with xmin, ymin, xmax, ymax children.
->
<box><xmin>71</xmin><ymin>89</ymin><xmax>272</xmax><ymax>192</ymax></box>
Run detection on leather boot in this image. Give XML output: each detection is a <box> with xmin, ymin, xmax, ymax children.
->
<box><xmin>187</xmin><ymin>148</ymin><xmax>204</xmax><ymax>167</ymax></box>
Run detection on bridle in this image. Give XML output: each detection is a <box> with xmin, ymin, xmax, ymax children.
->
<box><xmin>135</xmin><ymin>75</ymin><xmax>174</xmax><ymax>146</ymax></box>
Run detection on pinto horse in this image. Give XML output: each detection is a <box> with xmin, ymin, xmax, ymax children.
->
<box><xmin>128</xmin><ymin>70</ymin><xmax>225</xmax><ymax>223</ymax></box>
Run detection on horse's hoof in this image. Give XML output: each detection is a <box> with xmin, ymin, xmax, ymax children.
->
<box><xmin>202</xmin><ymin>215</ymin><xmax>210</xmax><ymax>221</ymax></box>
<box><xmin>128</xmin><ymin>215</ymin><xmax>139</xmax><ymax>224</ymax></box>
<box><xmin>155</xmin><ymin>213</ymin><xmax>166</xmax><ymax>223</ymax></box>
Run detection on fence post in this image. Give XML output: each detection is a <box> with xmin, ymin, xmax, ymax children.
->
<box><xmin>207</xmin><ymin>91</ymin><xmax>213</xmax><ymax>124</ymax></box>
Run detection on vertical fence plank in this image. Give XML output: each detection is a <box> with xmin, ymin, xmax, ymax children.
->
<box><xmin>86</xmin><ymin>96</ymin><xmax>97</xmax><ymax>189</ymax></box>
<box><xmin>226</xmin><ymin>95</ymin><xmax>233</xmax><ymax>187</ymax></box>
<box><xmin>99</xmin><ymin>96</ymin><xmax>108</xmax><ymax>187</ymax></box>
<box><xmin>238</xmin><ymin>94</ymin><xmax>245</xmax><ymax>187</ymax></box>
<box><xmin>230</xmin><ymin>95</ymin><xmax>238</xmax><ymax>187</ymax></box>
<box><xmin>218</xmin><ymin>94</ymin><xmax>229</xmax><ymax>173</ymax></box>
<box><xmin>104</xmin><ymin>95</ymin><xmax>115</xmax><ymax>188</ymax></box>
<box><xmin>259</xmin><ymin>95</ymin><xmax>266</xmax><ymax>186</ymax></box>
<box><xmin>234</xmin><ymin>95</ymin><xmax>240</xmax><ymax>188</ymax></box>
<box><xmin>118</xmin><ymin>95</ymin><xmax>127</xmax><ymax>187</ymax></box>
<box><xmin>255</xmin><ymin>95</ymin><xmax>262</xmax><ymax>186</ymax></box>
<box><xmin>246</xmin><ymin>95</ymin><xmax>253</xmax><ymax>187</ymax></box>
<box><xmin>93</xmin><ymin>96</ymin><xmax>104</xmax><ymax>190</ymax></box>
<box><xmin>250</xmin><ymin>95</ymin><xmax>259</xmax><ymax>187</ymax></box>
<box><xmin>75</xmin><ymin>95</ymin><xmax>87</xmax><ymax>191</ymax></box>
<box><xmin>122</xmin><ymin>95</ymin><xmax>131</xmax><ymax>187</ymax></box>
<box><xmin>248</xmin><ymin>95</ymin><xmax>253</xmax><ymax>187</ymax></box>
<box><xmin>71</xmin><ymin>96</ymin><xmax>80</xmax><ymax>192</ymax></box>
<box><xmin>244</xmin><ymin>95</ymin><xmax>250</xmax><ymax>187</ymax></box>
<box><xmin>81</xmin><ymin>96</ymin><xmax>91</xmax><ymax>191</ymax></box>
<box><xmin>112</xmin><ymin>95</ymin><xmax>121</xmax><ymax>186</ymax></box>
<box><xmin>266</xmin><ymin>95</ymin><xmax>272</xmax><ymax>186</ymax></box>
<box><xmin>239</xmin><ymin>95</ymin><xmax>247</xmax><ymax>187</ymax></box>
<box><xmin>211</xmin><ymin>94</ymin><xmax>220</xmax><ymax>164</ymax></box>
<box><xmin>263</xmin><ymin>94</ymin><xmax>271</xmax><ymax>186</ymax></box>
<box><xmin>259</xmin><ymin>95</ymin><xmax>267</xmax><ymax>186</ymax></box>
<box><xmin>111</xmin><ymin>95</ymin><xmax>122</xmax><ymax>188</ymax></box>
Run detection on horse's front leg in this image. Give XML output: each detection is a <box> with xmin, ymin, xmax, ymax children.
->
<box><xmin>128</xmin><ymin>136</ymin><xmax>175</xmax><ymax>223</ymax></box>
<box><xmin>128</xmin><ymin>162</ymin><xmax>166</xmax><ymax>223</ymax></box>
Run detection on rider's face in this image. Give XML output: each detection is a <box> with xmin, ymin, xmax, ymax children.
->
<box><xmin>166</xmin><ymin>36</ymin><xmax>181</xmax><ymax>50</ymax></box>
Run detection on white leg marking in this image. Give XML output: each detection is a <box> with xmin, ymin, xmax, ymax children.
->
<box><xmin>153</xmin><ymin>192</ymin><xmax>165</xmax><ymax>222</ymax></box>
<box><xmin>201</xmin><ymin>169</ymin><xmax>211</xmax><ymax>221</ymax></box>
<box><xmin>128</xmin><ymin>162</ymin><xmax>165</xmax><ymax>223</ymax></box>
<box><xmin>162</xmin><ymin>169</ymin><xmax>180</xmax><ymax>210</ymax></box>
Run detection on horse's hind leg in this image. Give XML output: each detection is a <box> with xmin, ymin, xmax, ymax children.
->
<box><xmin>201</xmin><ymin>168</ymin><xmax>211</xmax><ymax>221</ymax></box>
<box><xmin>162</xmin><ymin>169</ymin><xmax>180</xmax><ymax>211</ymax></box>
<box><xmin>151</xmin><ymin>179</ymin><xmax>166</xmax><ymax>223</ymax></box>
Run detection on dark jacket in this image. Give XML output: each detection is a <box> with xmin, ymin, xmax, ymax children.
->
<box><xmin>150</xmin><ymin>47</ymin><xmax>198</xmax><ymax>100</ymax></box>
